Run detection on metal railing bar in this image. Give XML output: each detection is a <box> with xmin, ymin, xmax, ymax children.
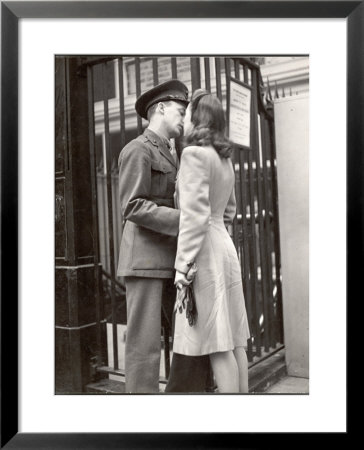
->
<box><xmin>224</xmin><ymin>58</ymin><xmax>238</xmax><ymax>250</ymax></box>
<box><xmin>239</xmin><ymin>149</ymin><xmax>254</xmax><ymax>362</ymax></box>
<box><xmin>99</xmin><ymin>174</ymin><xmax>110</xmax><ymax>273</ymax></box>
<box><xmin>243</xmin><ymin>64</ymin><xmax>249</xmax><ymax>84</ymax></box>
<box><xmin>152</xmin><ymin>57</ymin><xmax>159</xmax><ymax>85</ymax></box>
<box><xmin>102</xmin><ymin>268</ymin><xmax>125</xmax><ymax>292</ymax></box>
<box><xmin>87</xmin><ymin>64</ymin><xmax>103</xmax><ymax>366</ymax></box>
<box><xmin>112</xmin><ymin>176</ymin><xmax>120</xmax><ymax>272</ymax></box>
<box><xmin>267</xmin><ymin>117</ymin><xmax>284</xmax><ymax>344</ymax></box>
<box><xmin>234</xmin><ymin>59</ymin><xmax>240</xmax><ymax>80</ymax></box>
<box><xmin>246</xmin><ymin>69</ymin><xmax>262</xmax><ymax>356</ymax></box>
<box><xmin>135</xmin><ymin>57</ymin><xmax>143</xmax><ymax>135</ymax></box>
<box><xmin>204</xmin><ymin>57</ymin><xmax>211</xmax><ymax>91</ymax></box>
<box><xmin>80</xmin><ymin>56</ymin><xmax>116</xmax><ymax>68</ymax></box>
<box><xmin>236</xmin><ymin>57</ymin><xmax>261</xmax><ymax>71</ymax></box>
<box><xmin>215</xmin><ymin>57</ymin><xmax>222</xmax><ymax>101</ymax></box>
<box><xmin>190</xmin><ymin>57</ymin><xmax>201</xmax><ymax>92</ymax></box>
<box><xmin>163</xmin><ymin>326</ymin><xmax>170</xmax><ymax>379</ymax></box>
<box><xmin>102</xmin><ymin>62</ymin><xmax>119</xmax><ymax>370</ymax></box>
<box><xmin>229</xmin><ymin>74</ymin><xmax>253</xmax><ymax>91</ymax></box>
<box><xmin>260</xmin><ymin>115</ymin><xmax>276</xmax><ymax>348</ymax></box>
<box><xmin>252</xmin><ymin>70</ymin><xmax>271</xmax><ymax>353</ymax></box>
<box><xmin>117</xmin><ymin>58</ymin><xmax>126</xmax><ymax>150</ymax></box>
<box><xmin>248</xmin><ymin>343</ymin><xmax>285</xmax><ymax>369</ymax></box>
<box><xmin>171</xmin><ymin>57</ymin><xmax>177</xmax><ymax>78</ymax></box>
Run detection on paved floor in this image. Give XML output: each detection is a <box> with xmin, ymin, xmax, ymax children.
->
<box><xmin>265</xmin><ymin>375</ymin><xmax>309</xmax><ymax>394</ymax></box>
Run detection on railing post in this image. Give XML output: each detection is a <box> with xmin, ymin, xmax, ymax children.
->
<box><xmin>55</xmin><ymin>56</ymin><xmax>102</xmax><ymax>393</ymax></box>
<box><xmin>190</xmin><ymin>57</ymin><xmax>201</xmax><ymax>92</ymax></box>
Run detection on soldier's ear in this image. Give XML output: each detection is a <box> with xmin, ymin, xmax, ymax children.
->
<box><xmin>157</xmin><ymin>102</ymin><xmax>166</xmax><ymax>115</ymax></box>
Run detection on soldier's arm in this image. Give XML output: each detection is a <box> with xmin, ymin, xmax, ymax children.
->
<box><xmin>118</xmin><ymin>142</ymin><xmax>180</xmax><ymax>236</ymax></box>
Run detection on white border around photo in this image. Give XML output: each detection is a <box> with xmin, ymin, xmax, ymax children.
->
<box><xmin>19</xmin><ymin>18</ymin><xmax>346</xmax><ymax>433</ymax></box>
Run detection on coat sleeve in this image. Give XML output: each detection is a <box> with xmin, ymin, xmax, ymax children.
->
<box><xmin>118</xmin><ymin>142</ymin><xmax>179</xmax><ymax>236</ymax></box>
<box><xmin>223</xmin><ymin>185</ymin><xmax>237</xmax><ymax>227</ymax></box>
<box><xmin>175</xmin><ymin>146</ymin><xmax>211</xmax><ymax>274</ymax></box>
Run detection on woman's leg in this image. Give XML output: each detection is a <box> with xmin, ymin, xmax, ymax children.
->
<box><xmin>209</xmin><ymin>351</ymin><xmax>239</xmax><ymax>393</ymax></box>
<box><xmin>233</xmin><ymin>346</ymin><xmax>249</xmax><ymax>393</ymax></box>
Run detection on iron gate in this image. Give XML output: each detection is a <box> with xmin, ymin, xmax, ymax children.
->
<box><xmin>84</xmin><ymin>56</ymin><xmax>284</xmax><ymax>384</ymax></box>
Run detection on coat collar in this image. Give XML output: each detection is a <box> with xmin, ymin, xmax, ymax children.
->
<box><xmin>143</xmin><ymin>128</ymin><xmax>177</xmax><ymax>168</ymax></box>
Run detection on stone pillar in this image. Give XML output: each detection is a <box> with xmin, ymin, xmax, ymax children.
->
<box><xmin>274</xmin><ymin>94</ymin><xmax>309</xmax><ymax>378</ymax></box>
<box><xmin>55</xmin><ymin>57</ymin><xmax>101</xmax><ymax>393</ymax></box>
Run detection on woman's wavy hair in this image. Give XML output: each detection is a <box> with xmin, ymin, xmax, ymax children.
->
<box><xmin>183</xmin><ymin>88</ymin><xmax>233</xmax><ymax>158</ymax></box>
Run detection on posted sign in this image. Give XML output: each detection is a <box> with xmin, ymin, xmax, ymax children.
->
<box><xmin>229</xmin><ymin>79</ymin><xmax>251</xmax><ymax>148</ymax></box>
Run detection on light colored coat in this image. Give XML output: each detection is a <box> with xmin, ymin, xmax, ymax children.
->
<box><xmin>173</xmin><ymin>145</ymin><xmax>250</xmax><ymax>356</ymax></box>
<box><xmin>174</xmin><ymin>145</ymin><xmax>236</xmax><ymax>273</ymax></box>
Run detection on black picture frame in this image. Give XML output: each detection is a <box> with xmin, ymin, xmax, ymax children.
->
<box><xmin>1</xmin><ymin>1</ymin><xmax>359</xmax><ymax>448</ymax></box>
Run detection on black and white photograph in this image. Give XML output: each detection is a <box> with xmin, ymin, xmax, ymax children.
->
<box><xmin>55</xmin><ymin>55</ymin><xmax>309</xmax><ymax>396</ymax></box>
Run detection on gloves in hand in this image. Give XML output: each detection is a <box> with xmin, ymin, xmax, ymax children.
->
<box><xmin>174</xmin><ymin>263</ymin><xmax>198</xmax><ymax>326</ymax></box>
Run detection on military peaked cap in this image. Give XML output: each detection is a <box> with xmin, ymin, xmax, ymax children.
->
<box><xmin>135</xmin><ymin>79</ymin><xmax>189</xmax><ymax>120</ymax></box>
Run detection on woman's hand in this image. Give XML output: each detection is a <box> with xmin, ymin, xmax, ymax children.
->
<box><xmin>174</xmin><ymin>271</ymin><xmax>190</xmax><ymax>312</ymax></box>
<box><xmin>175</xmin><ymin>263</ymin><xmax>198</xmax><ymax>291</ymax></box>
<box><xmin>175</xmin><ymin>270</ymin><xmax>191</xmax><ymax>290</ymax></box>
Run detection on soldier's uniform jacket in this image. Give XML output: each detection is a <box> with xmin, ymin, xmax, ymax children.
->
<box><xmin>117</xmin><ymin>128</ymin><xmax>180</xmax><ymax>279</ymax></box>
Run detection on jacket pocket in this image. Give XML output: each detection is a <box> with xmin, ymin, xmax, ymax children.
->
<box><xmin>151</xmin><ymin>160</ymin><xmax>172</xmax><ymax>196</ymax></box>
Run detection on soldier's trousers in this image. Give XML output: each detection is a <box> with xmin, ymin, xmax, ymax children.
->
<box><xmin>124</xmin><ymin>277</ymin><xmax>174</xmax><ymax>393</ymax></box>
<box><xmin>124</xmin><ymin>276</ymin><xmax>210</xmax><ymax>393</ymax></box>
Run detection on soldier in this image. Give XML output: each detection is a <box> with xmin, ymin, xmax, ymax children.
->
<box><xmin>117</xmin><ymin>79</ymin><xmax>209</xmax><ymax>393</ymax></box>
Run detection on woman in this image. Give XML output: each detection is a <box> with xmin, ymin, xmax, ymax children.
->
<box><xmin>170</xmin><ymin>89</ymin><xmax>250</xmax><ymax>393</ymax></box>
